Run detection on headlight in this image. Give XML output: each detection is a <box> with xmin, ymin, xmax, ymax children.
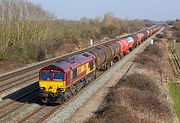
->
<box><xmin>57</xmin><ymin>88</ymin><xmax>64</xmax><ymax>92</ymax></box>
<box><xmin>40</xmin><ymin>87</ymin><xmax>45</xmax><ymax>90</ymax></box>
<box><xmin>40</xmin><ymin>87</ymin><xmax>45</xmax><ymax>92</ymax></box>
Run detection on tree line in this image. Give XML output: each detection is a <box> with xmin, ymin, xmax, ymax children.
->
<box><xmin>0</xmin><ymin>0</ymin><xmax>147</xmax><ymax>64</ymax></box>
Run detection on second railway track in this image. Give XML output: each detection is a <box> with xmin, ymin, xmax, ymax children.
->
<box><xmin>170</xmin><ymin>48</ymin><xmax>180</xmax><ymax>71</ymax></box>
<box><xmin>0</xmin><ymin>88</ymin><xmax>39</xmax><ymax>119</ymax></box>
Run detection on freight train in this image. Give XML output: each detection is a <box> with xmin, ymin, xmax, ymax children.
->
<box><xmin>39</xmin><ymin>25</ymin><xmax>160</xmax><ymax>103</ymax></box>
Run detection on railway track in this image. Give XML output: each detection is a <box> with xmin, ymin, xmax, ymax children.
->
<box><xmin>0</xmin><ymin>72</ymin><xmax>37</xmax><ymax>88</ymax></box>
<box><xmin>0</xmin><ymin>74</ymin><xmax>38</xmax><ymax>94</ymax></box>
<box><xmin>170</xmin><ymin>49</ymin><xmax>180</xmax><ymax>71</ymax></box>
<box><xmin>0</xmin><ymin>70</ymin><xmax>39</xmax><ymax>99</ymax></box>
<box><xmin>18</xmin><ymin>105</ymin><xmax>60</xmax><ymax>123</ymax></box>
<box><xmin>0</xmin><ymin>88</ymin><xmax>38</xmax><ymax>109</ymax></box>
<box><xmin>0</xmin><ymin>96</ymin><xmax>38</xmax><ymax>119</ymax></box>
<box><xmin>169</xmin><ymin>48</ymin><xmax>180</xmax><ymax>77</ymax></box>
<box><xmin>0</xmin><ymin>88</ymin><xmax>39</xmax><ymax>119</ymax></box>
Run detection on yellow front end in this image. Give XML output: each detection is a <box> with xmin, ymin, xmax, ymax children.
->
<box><xmin>39</xmin><ymin>80</ymin><xmax>66</xmax><ymax>93</ymax></box>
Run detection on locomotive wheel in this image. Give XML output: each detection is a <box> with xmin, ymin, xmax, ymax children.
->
<box><xmin>63</xmin><ymin>92</ymin><xmax>70</xmax><ymax>101</ymax></box>
<box><xmin>113</xmin><ymin>56</ymin><xmax>119</xmax><ymax>62</ymax></box>
<box><xmin>57</xmin><ymin>93</ymin><xmax>65</xmax><ymax>104</ymax></box>
<box><xmin>81</xmin><ymin>79</ymin><xmax>86</xmax><ymax>87</ymax></box>
<box><xmin>85</xmin><ymin>77</ymin><xmax>91</xmax><ymax>85</ymax></box>
<box><xmin>70</xmin><ymin>85</ymin><xmax>76</xmax><ymax>95</ymax></box>
<box><xmin>106</xmin><ymin>63</ymin><xmax>111</xmax><ymax>69</ymax></box>
<box><xmin>110</xmin><ymin>62</ymin><xmax>112</xmax><ymax>67</ymax></box>
<box><xmin>66</xmin><ymin>88</ymin><xmax>72</xmax><ymax>98</ymax></box>
<box><xmin>92</xmin><ymin>72</ymin><xmax>96</xmax><ymax>80</ymax></box>
<box><xmin>76</xmin><ymin>82</ymin><xmax>81</xmax><ymax>91</ymax></box>
<box><xmin>41</xmin><ymin>97</ymin><xmax>48</xmax><ymax>104</ymax></box>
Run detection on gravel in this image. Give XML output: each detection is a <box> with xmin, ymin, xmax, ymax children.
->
<box><xmin>0</xmin><ymin>103</ymin><xmax>41</xmax><ymax>123</ymax></box>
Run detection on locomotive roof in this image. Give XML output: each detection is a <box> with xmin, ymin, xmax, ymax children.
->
<box><xmin>52</xmin><ymin>52</ymin><xmax>95</xmax><ymax>72</ymax></box>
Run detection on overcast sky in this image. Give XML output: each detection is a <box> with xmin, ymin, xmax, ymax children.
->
<box><xmin>29</xmin><ymin>0</ymin><xmax>180</xmax><ymax>20</ymax></box>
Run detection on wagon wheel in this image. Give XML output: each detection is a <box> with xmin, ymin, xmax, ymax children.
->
<box><xmin>70</xmin><ymin>85</ymin><xmax>76</xmax><ymax>95</ymax></box>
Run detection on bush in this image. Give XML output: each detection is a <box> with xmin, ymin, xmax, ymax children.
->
<box><xmin>116</xmin><ymin>73</ymin><xmax>160</xmax><ymax>94</ymax></box>
<box><xmin>1</xmin><ymin>45</ymin><xmax>25</xmax><ymax>61</ymax></box>
<box><xmin>120</xmin><ymin>88</ymin><xmax>171</xmax><ymax>116</ymax></box>
<box><xmin>133</xmin><ymin>41</ymin><xmax>165</xmax><ymax>73</ymax></box>
<box><xmin>156</xmin><ymin>33</ymin><xmax>164</xmax><ymax>38</ymax></box>
<box><xmin>144</xmin><ymin>43</ymin><xmax>164</xmax><ymax>58</ymax></box>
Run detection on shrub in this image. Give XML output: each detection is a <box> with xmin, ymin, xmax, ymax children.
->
<box><xmin>116</xmin><ymin>73</ymin><xmax>160</xmax><ymax>94</ymax></box>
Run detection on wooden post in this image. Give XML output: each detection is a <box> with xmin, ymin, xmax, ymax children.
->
<box><xmin>90</xmin><ymin>39</ymin><xmax>93</xmax><ymax>46</ymax></box>
<box><xmin>150</xmin><ymin>39</ymin><xmax>154</xmax><ymax>45</ymax></box>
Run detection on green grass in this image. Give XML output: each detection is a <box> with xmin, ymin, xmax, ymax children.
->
<box><xmin>168</xmin><ymin>82</ymin><xmax>180</xmax><ymax>120</ymax></box>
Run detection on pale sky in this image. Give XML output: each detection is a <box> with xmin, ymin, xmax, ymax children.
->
<box><xmin>29</xmin><ymin>0</ymin><xmax>180</xmax><ymax>20</ymax></box>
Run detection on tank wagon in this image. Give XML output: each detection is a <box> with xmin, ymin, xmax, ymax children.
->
<box><xmin>126</xmin><ymin>36</ymin><xmax>135</xmax><ymax>51</ymax></box>
<box><xmin>136</xmin><ymin>33</ymin><xmax>144</xmax><ymax>45</ymax></box>
<box><xmin>39</xmin><ymin>25</ymin><xmax>160</xmax><ymax>103</ymax></box>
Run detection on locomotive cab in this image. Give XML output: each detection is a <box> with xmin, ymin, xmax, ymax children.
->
<box><xmin>39</xmin><ymin>65</ymin><xmax>66</xmax><ymax>103</ymax></box>
<box><xmin>39</xmin><ymin>69</ymin><xmax>66</xmax><ymax>92</ymax></box>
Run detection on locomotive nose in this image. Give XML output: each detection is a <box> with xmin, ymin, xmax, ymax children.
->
<box><xmin>48</xmin><ymin>86</ymin><xmax>55</xmax><ymax>92</ymax></box>
<box><xmin>49</xmin><ymin>86</ymin><xmax>53</xmax><ymax>90</ymax></box>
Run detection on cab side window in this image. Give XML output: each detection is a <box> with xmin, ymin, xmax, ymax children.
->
<box><xmin>71</xmin><ymin>69</ymin><xmax>77</xmax><ymax>80</ymax></box>
<box><xmin>89</xmin><ymin>62</ymin><xmax>93</xmax><ymax>71</ymax></box>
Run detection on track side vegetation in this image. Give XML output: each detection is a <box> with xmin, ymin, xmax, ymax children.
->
<box><xmin>168</xmin><ymin>82</ymin><xmax>180</xmax><ymax>121</ymax></box>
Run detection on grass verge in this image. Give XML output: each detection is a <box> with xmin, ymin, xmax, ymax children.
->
<box><xmin>168</xmin><ymin>82</ymin><xmax>180</xmax><ymax>121</ymax></box>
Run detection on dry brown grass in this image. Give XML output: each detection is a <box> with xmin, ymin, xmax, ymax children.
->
<box><xmin>88</xmin><ymin>91</ymin><xmax>140</xmax><ymax>123</ymax></box>
<box><xmin>156</xmin><ymin>33</ymin><xmax>164</xmax><ymax>39</ymax></box>
<box><xmin>117</xmin><ymin>87</ymin><xmax>171</xmax><ymax>118</ymax></box>
<box><xmin>116</xmin><ymin>73</ymin><xmax>159</xmax><ymax>94</ymax></box>
<box><xmin>88</xmin><ymin>87</ymin><xmax>172</xmax><ymax>123</ymax></box>
<box><xmin>87</xmin><ymin>73</ymin><xmax>172</xmax><ymax>123</ymax></box>
<box><xmin>134</xmin><ymin>40</ymin><xmax>173</xmax><ymax>77</ymax></box>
